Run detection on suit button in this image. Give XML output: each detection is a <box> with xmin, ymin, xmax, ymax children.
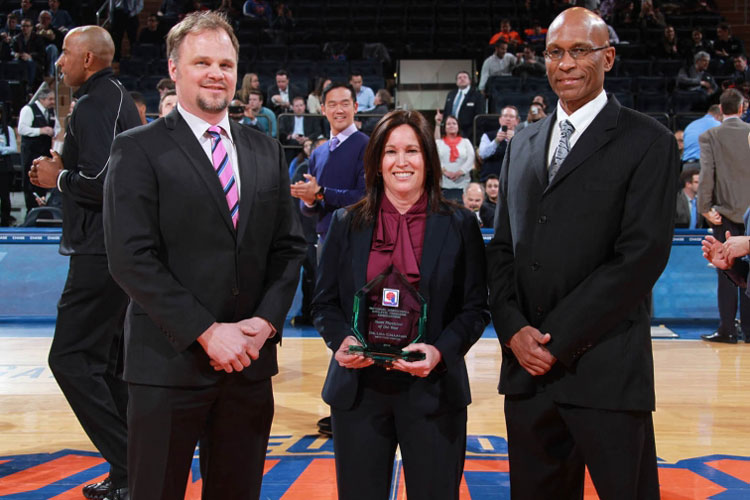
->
<box><xmin>530</xmin><ymin>262</ymin><xmax>540</xmax><ymax>271</ymax></box>
<box><xmin>537</xmin><ymin>215</ymin><xmax>547</xmax><ymax>224</ymax></box>
<box><xmin>231</xmin><ymin>287</ymin><xmax>240</xmax><ymax>296</ymax></box>
<box><xmin>536</xmin><ymin>305</ymin><xmax>543</xmax><ymax>315</ymax></box>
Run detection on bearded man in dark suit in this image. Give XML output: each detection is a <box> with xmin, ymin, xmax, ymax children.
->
<box><xmin>487</xmin><ymin>7</ymin><xmax>678</xmax><ymax>499</ymax></box>
<box><xmin>103</xmin><ymin>11</ymin><xmax>305</xmax><ymax>499</ymax></box>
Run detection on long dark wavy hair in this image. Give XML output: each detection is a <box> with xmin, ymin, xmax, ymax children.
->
<box><xmin>350</xmin><ymin>109</ymin><xmax>447</xmax><ymax>228</ymax></box>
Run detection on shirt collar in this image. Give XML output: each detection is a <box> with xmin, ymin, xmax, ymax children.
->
<box><xmin>331</xmin><ymin>122</ymin><xmax>358</xmax><ymax>142</ymax></box>
<box><xmin>177</xmin><ymin>102</ymin><xmax>234</xmax><ymax>146</ymax></box>
<box><xmin>73</xmin><ymin>67</ymin><xmax>114</xmax><ymax>98</ymax></box>
<box><xmin>555</xmin><ymin>89</ymin><xmax>608</xmax><ymax>134</ymax></box>
<box><xmin>35</xmin><ymin>101</ymin><xmax>48</xmax><ymax>113</ymax></box>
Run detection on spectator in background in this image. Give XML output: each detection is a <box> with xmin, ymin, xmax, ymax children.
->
<box><xmin>655</xmin><ymin>25</ymin><xmax>681</xmax><ymax>59</ymax></box>
<box><xmin>0</xmin><ymin>31</ymin><xmax>10</xmax><ymax>63</ymax></box>
<box><xmin>435</xmin><ymin>115</ymin><xmax>475</xmax><ymax>203</ymax></box>
<box><xmin>18</xmin><ymin>88</ymin><xmax>55</xmax><ymax>211</ymax></box>
<box><xmin>36</xmin><ymin>10</ymin><xmax>62</xmax><ymax>77</ymax></box>
<box><xmin>677</xmin><ymin>51</ymin><xmax>718</xmax><ymax>102</ymax></box>
<box><xmin>12</xmin><ymin>18</ymin><xmax>46</xmax><ymax>84</ymax></box>
<box><xmin>349</xmin><ymin>71</ymin><xmax>374</xmax><ymax>112</ymax></box>
<box><xmin>138</xmin><ymin>14</ymin><xmax>163</xmax><ymax>44</ymax></box>
<box><xmin>463</xmin><ymin>182</ymin><xmax>485</xmax><ymax>225</ymax></box>
<box><xmin>307</xmin><ymin>77</ymin><xmax>330</xmax><ymax>115</ymax></box>
<box><xmin>1</xmin><ymin>14</ymin><xmax>21</xmax><ymax>39</ymax></box>
<box><xmin>129</xmin><ymin>91</ymin><xmax>151</xmax><ymax>124</ymax></box>
<box><xmin>638</xmin><ymin>1</ymin><xmax>666</xmax><ymax>30</ymax></box>
<box><xmin>674</xmin><ymin>129</ymin><xmax>684</xmax><ymax>157</ymax></box>
<box><xmin>675</xmin><ymin>167</ymin><xmax>705</xmax><ymax>229</ymax></box>
<box><xmin>268</xmin><ymin>69</ymin><xmax>300</xmax><ymax>115</ymax></box>
<box><xmin>523</xmin><ymin>20</ymin><xmax>547</xmax><ymax>51</ymax></box>
<box><xmin>279</xmin><ymin>95</ymin><xmax>323</xmax><ymax>162</ymax></box>
<box><xmin>517</xmin><ymin>98</ymin><xmax>547</xmax><ymax>132</ymax></box>
<box><xmin>270</xmin><ymin>2</ymin><xmax>294</xmax><ymax>42</ymax></box>
<box><xmin>158</xmin><ymin>89</ymin><xmax>176</xmax><ymax>117</ymax></box>
<box><xmin>682</xmin><ymin>28</ymin><xmax>713</xmax><ymax>61</ymax></box>
<box><xmin>359</xmin><ymin>88</ymin><xmax>391</xmax><ymax>136</ymax></box>
<box><xmin>478</xmin><ymin>106</ymin><xmax>519</xmax><ymax>181</ymax></box>
<box><xmin>513</xmin><ymin>46</ymin><xmax>546</xmax><ymax>77</ymax></box>
<box><xmin>714</xmin><ymin>23</ymin><xmax>745</xmax><ymax>74</ymax></box>
<box><xmin>480</xmin><ymin>174</ymin><xmax>499</xmax><ymax>229</ymax></box>
<box><xmin>732</xmin><ymin>54</ymin><xmax>750</xmax><ymax>83</ymax></box>
<box><xmin>0</xmin><ymin>107</ymin><xmax>17</xmax><ymax>227</ymax></box>
<box><xmin>12</xmin><ymin>0</ymin><xmax>38</xmax><ymax>27</ymax></box>
<box><xmin>110</xmin><ymin>0</ymin><xmax>143</xmax><ymax>61</ymax></box>
<box><xmin>479</xmin><ymin>41</ymin><xmax>517</xmax><ymax>92</ymax></box>
<box><xmin>156</xmin><ymin>77</ymin><xmax>174</xmax><ymax>96</ymax></box>
<box><xmin>489</xmin><ymin>19</ymin><xmax>523</xmax><ymax>49</ymax></box>
<box><xmin>243</xmin><ymin>0</ymin><xmax>272</xmax><ymax>24</ymax></box>
<box><xmin>246</xmin><ymin>89</ymin><xmax>277</xmax><ymax>137</ymax></box>
<box><xmin>48</xmin><ymin>0</ymin><xmax>74</xmax><ymax>31</ymax></box>
<box><xmin>238</xmin><ymin>72</ymin><xmax>264</xmax><ymax>103</ymax></box>
<box><xmin>156</xmin><ymin>0</ymin><xmax>184</xmax><ymax>31</ymax></box>
<box><xmin>289</xmin><ymin>138</ymin><xmax>313</xmax><ymax>179</ymax></box>
<box><xmin>682</xmin><ymin>104</ymin><xmax>721</xmax><ymax>167</ymax></box>
<box><xmin>440</xmin><ymin>70</ymin><xmax>485</xmax><ymax>140</ymax></box>
<box><xmin>697</xmin><ymin>89</ymin><xmax>750</xmax><ymax>344</ymax></box>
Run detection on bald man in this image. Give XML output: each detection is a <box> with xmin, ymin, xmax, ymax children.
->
<box><xmin>30</xmin><ymin>26</ymin><xmax>141</xmax><ymax>500</ymax></box>
<box><xmin>487</xmin><ymin>8</ymin><xmax>677</xmax><ymax>498</ymax></box>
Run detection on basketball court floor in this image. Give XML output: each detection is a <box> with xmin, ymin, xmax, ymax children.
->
<box><xmin>0</xmin><ymin>321</ymin><xmax>749</xmax><ymax>499</ymax></box>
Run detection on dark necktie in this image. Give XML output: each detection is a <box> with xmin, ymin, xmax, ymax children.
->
<box><xmin>548</xmin><ymin>119</ymin><xmax>575</xmax><ymax>182</ymax></box>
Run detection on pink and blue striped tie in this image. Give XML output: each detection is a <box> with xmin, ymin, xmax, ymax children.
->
<box><xmin>207</xmin><ymin>125</ymin><xmax>239</xmax><ymax>228</ymax></box>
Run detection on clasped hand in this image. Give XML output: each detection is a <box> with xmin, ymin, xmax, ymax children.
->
<box><xmin>334</xmin><ymin>336</ymin><xmax>442</xmax><ymax>377</ymax></box>
<box><xmin>29</xmin><ymin>150</ymin><xmax>63</xmax><ymax>189</ymax></box>
<box><xmin>289</xmin><ymin>174</ymin><xmax>319</xmax><ymax>205</ymax></box>
<box><xmin>702</xmin><ymin>231</ymin><xmax>750</xmax><ymax>270</ymax></box>
<box><xmin>508</xmin><ymin>326</ymin><xmax>556</xmax><ymax>376</ymax></box>
<box><xmin>200</xmin><ymin>318</ymin><xmax>273</xmax><ymax>373</ymax></box>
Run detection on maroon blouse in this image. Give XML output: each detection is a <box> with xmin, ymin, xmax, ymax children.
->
<box><xmin>365</xmin><ymin>192</ymin><xmax>428</xmax><ymax>287</ymax></box>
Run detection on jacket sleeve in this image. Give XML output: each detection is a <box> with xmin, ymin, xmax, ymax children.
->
<box><xmin>541</xmin><ymin>131</ymin><xmax>679</xmax><ymax>367</ymax></box>
<box><xmin>311</xmin><ymin>209</ymin><xmax>353</xmax><ymax>351</ymax></box>
<box><xmin>432</xmin><ymin>211</ymin><xmax>491</xmax><ymax>368</ymax></box>
<box><xmin>697</xmin><ymin>130</ymin><xmax>716</xmax><ymax>214</ymax></box>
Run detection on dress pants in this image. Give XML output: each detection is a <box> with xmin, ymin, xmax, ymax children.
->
<box><xmin>110</xmin><ymin>9</ymin><xmax>139</xmax><ymax>61</ymax></box>
<box><xmin>48</xmin><ymin>255</ymin><xmax>129</xmax><ymax>488</ymax></box>
<box><xmin>128</xmin><ymin>376</ymin><xmax>274</xmax><ymax>500</ymax></box>
<box><xmin>0</xmin><ymin>170</ymin><xmax>12</xmax><ymax>225</ymax></box>
<box><xmin>505</xmin><ymin>391</ymin><xmax>660</xmax><ymax>500</ymax></box>
<box><xmin>331</xmin><ymin>370</ymin><xmax>467</xmax><ymax>500</ymax></box>
<box><xmin>714</xmin><ymin>219</ymin><xmax>750</xmax><ymax>336</ymax></box>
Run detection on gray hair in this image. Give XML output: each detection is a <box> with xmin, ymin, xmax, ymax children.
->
<box><xmin>694</xmin><ymin>51</ymin><xmax>710</xmax><ymax>63</ymax></box>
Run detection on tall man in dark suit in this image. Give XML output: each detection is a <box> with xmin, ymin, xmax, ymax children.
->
<box><xmin>487</xmin><ymin>8</ymin><xmax>678</xmax><ymax>498</ymax></box>
<box><xmin>697</xmin><ymin>88</ymin><xmax>750</xmax><ymax>343</ymax></box>
<box><xmin>29</xmin><ymin>25</ymin><xmax>141</xmax><ymax>500</ymax></box>
<box><xmin>441</xmin><ymin>70</ymin><xmax>485</xmax><ymax>140</ymax></box>
<box><xmin>102</xmin><ymin>11</ymin><xmax>306</xmax><ymax>499</ymax></box>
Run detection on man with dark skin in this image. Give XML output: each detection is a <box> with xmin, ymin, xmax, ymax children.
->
<box><xmin>488</xmin><ymin>7</ymin><xmax>677</xmax><ymax>498</ymax></box>
<box><xmin>30</xmin><ymin>25</ymin><xmax>141</xmax><ymax>500</ymax></box>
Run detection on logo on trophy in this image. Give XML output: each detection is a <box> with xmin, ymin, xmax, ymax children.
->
<box><xmin>348</xmin><ymin>266</ymin><xmax>427</xmax><ymax>364</ymax></box>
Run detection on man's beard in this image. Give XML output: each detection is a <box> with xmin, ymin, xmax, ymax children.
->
<box><xmin>198</xmin><ymin>95</ymin><xmax>229</xmax><ymax>114</ymax></box>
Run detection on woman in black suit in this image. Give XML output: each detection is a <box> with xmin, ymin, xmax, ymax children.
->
<box><xmin>312</xmin><ymin>109</ymin><xmax>490</xmax><ymax>500</ymax></box>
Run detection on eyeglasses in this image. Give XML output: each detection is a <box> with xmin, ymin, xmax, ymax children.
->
<box><xmin>543</xmin><ymin>46</ymin><xmax>610</xmax><ymax>61</ymax></box>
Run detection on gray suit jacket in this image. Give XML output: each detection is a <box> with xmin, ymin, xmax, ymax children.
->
<box><xmin>698</xmin><ymin>117</ymin><xmax>750</xmax><ymax>224</ymax></box>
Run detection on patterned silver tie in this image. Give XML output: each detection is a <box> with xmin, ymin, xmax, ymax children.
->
<box><xmin>548</xmin><ymin>119</ymin><xmax>575</xmax><ymax>182</ymax></box>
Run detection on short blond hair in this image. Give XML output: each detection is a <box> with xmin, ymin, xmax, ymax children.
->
<box><xmin>166</xmin><ymin>10</ymin><xmax>239</xmax><ymax>62</ymax></box>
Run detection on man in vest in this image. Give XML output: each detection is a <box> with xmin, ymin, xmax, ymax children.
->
<box><xmin>18</xmin><ymin>88</ymin><xmax>55</xmax><ymax>211</ymax></box>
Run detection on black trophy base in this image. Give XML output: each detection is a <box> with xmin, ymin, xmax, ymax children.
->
<box><xmin>347</xmin><ymin>344</ymin><xmax>426</xmax><ymax>364</ymax></box>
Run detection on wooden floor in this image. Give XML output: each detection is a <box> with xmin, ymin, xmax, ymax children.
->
<box><xmin>1</xmin><ymin>336</ymin><xmax>749</xmax><ymax>498</ymax></box>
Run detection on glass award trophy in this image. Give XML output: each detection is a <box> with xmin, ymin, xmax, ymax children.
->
<box><xmin>348</xmin><ymin>266</ymin><xmax>427</xmax><ymax>364</ymax></box>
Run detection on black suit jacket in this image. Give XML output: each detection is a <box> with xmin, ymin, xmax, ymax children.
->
<box><xmin>487</xmin><ymin>96</ymin><xmax>678</xmax><ymax>412</ymax></box>
<box><xmin>674</xmin><ymin>191</ymin><xmax>706</xmax><ymax>229</ymax></box>
<box><xmin>104</xmin><ymin>109</ymin><xmax>306</xmax><ymax>387</ymax></box>
<box><xmin>443</xmin><ymin>87</ymin><xmax>485</xmax><ymax>139</ymax></box>
<box><xmin>312</xmin><ymin>205</ymin><xmax>490</xmax><ymax>415</ymax></box>
<box><xmin>267</xmin><ymin>83</ymin><xmax>304</xmax><ymax>115</ymax></box>
<box><xmin>278</xmin><ymin>114</ymin><xmax>322</xmax><ymax>145</ymax></box>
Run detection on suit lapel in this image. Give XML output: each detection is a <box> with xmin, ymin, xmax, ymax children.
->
<box><xmin>350</xmin><ymin>221</ymin><xmax>373</xmax><ymax>292</ymax></box>
<box><xmin>545</xmin><ymin>96</ymin><xmax>621</xmax><ymax>193</ymax></box>
<box><xmin>419</xmin><ymin>211</ymin><xmax>450</xmax><ymax>296</ymax></box>
<box><xmin>231</xmin><ymin>120</ymin><xmax>257</xmax><ymax>242</ymax></box>
<box><xmin>529</xmin><ymin>112</ymin><xmax>556</xmax><ymax>188</ymax></box>
<box><xmin>165</xmin><ymin>110</ymin><xmax>235</xmax><ymax>235</ymax></box>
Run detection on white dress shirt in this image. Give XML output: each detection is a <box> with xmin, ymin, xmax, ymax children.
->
<box><xmin>18</xmin><ymin>101</ymin><xmax>51</xmax><ymax>137</ymax></box>
<box><xmin>177</xmin><ymin>103</ymin><xmax>241</xmax><ymax>196</ymax></box>
<box><xmin>546</xmin><ymin>90</ymin><xmax>608</xmax><ymax>167</ymax></box>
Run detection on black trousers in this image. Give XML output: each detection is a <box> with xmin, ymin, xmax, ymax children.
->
<box><xmin>110</xmin><ymin>9</ymin><xmax>139</xmax><ymax>61</ymax></box>
<box><xmin>128</xmin><ymin>376</ymin><xmax>274</xmax><ymax>500</ymax></box>
<box><xmin>0</xmin><ymin>170</ymin><xmax>12</xmax><ymax>225</ymax></box>
<box><xmin>331</xmin><ymin>372</ymin><xmax>467</xmax><ymax>500</ymax></box>
<box><xmin>714</xmin><ymin>219</ymin><xmax>750</xmax><ymax>336</ymax></box>
<box><xmin>504</xmin><ymin>391</ymin><xmax>660</xmax><ymax>500</ymax></box>
<box><xmin>48</xmin><ymin>254</ymin><xmax>129</xmax><ymax>488</ymax></box>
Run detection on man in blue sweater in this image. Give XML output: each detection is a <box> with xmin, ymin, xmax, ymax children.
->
<box><xmin>290</xmin><ymin>82</ymin><xmax>368</xmax><ymax>242</ymax></box>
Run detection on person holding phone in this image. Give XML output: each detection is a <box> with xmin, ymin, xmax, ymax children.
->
<box><xmin>478</xmin><ymin>105</ymin><xmax>520</xmax><ymax>181</ymax></box>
